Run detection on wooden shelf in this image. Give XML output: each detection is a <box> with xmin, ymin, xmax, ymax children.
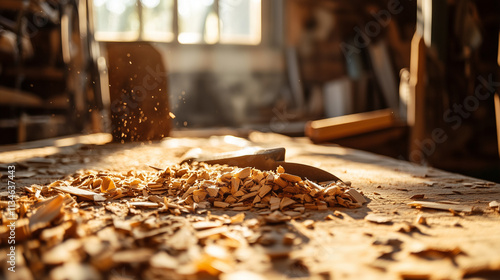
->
<box><xmin>0</xmin><ymin>86</ymin><xmax>69</xmax><ymax>109</ymax></box>
<box><xmin>4</xmin><ymin>66</ymin><xmax>65</xmax><ymax>81</ymax></box>
<box><xmin>0</xmin><ymin>86</ymin><xmax>43</xmax><ymax>107</ymax></box>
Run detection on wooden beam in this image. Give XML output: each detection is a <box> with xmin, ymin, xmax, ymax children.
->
<box><xmin>305</xmin><ymin>109</ymin><xmax>395</xmax><ymax>143</ymax></box>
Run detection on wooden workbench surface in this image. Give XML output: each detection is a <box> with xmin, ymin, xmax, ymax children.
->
<box><xmin>1</xmin><ymin>132</ymin><xmax>499</xmax><ymax>280</ymax></box>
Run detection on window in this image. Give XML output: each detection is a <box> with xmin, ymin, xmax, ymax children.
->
<box><xmin>92</xmin><ymin>0</ymin><xmax>261</xmax><ymax>45</ymax></box>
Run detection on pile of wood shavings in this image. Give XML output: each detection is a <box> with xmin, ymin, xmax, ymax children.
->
<box><xmin>0</xmin><ymin>163</ymin><xmax>367</xmax><ymax>279</ymax></box>
<box><xmin>27</xmin><ymin>163</ymin><xmax>366</xmax><ymax>215</ymax></box>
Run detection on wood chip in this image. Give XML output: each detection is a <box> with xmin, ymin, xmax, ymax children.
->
<box><xmin>282</xmin><ymin>233</ymin><xmax>296</xmax><ymax>246</ymax></box>
<box><xmin>214</xmin><ymin>201</ymin><xmax>230</xmax><ymax>208</ymax></box>
<box><xmin>280</xmin><ymin>197</ymin><xmax>296</xmax><ymax>210</ymax></box>
<box><xmin>49</xmin><ymin>262</ymin><xmax>101</xmax><ymax>280</ymax></box>
<box><xmin>43</xmin><ymin>239</ymin><xmax>83</xmax><ymax>265</ymax></box>
<box><xmin>29</xmin><ymin>194</ymin><xmax>64</xmax><ymax>232</ymax></box>
<box><xmin>262</xmin><ymin>211</ymin><xmax>291</xmax><ymax>224</ymax></box>
<box><xmin>221</xmin><ymin>271</ymin><xmax>266</xmax><ymax>280</ymax></box>
<box><xmin>196</xmin><ymin>225</ymin><xmax>229</xmax><ymax>239</ymax></box>
<box><xmin>206</xmin><ymin>185</ymin><xmax>220</xmax><ymax>197</ymax></box>
<box><xmin>192</xmin><ymin>221</ymin><xmax>223</xmax><ymax>230</ymax></box>
<box><xmin>410</xmin><ymin>194</ymin><xmax>425</xmax><ymax>200</ymax></box>
<box><xmin>280</xmin><ymin>173</ymin><xmax>302</xmax><ymax>183</ymax></box>
<box><xmin>270</xmin><ymin>196</ymin><xmax>280</xmax><ymax>211</ymax></box>
<box><xmin>100</xmin><ymin>176</ymin><xmax>116</xmax><ymax>193</ymax></box>
<box><xmin>150</xmin><ymin>251</ymin><xmax>178</xmax><ymax>269</ymax></box>
<box><xmin>345</xmin><ymin>188</ymin><xmax>367</xmax><ymax>204</ymax></box>
<box><xmin>232</xmin><ymin>206</ymin><xmax>252</xmax><ymax>211</ymax></box>
<box><xmin>113</xmin><ymin>248</ymin><xmax>155</xmax><ymax>263</ymax></box>
<box><xmin>234</xmin><ymin>167</ymin><xmax>252</xmax><ymax>179</ymax></box>
<box><xmin>365</xmin><ymin>213</ymin><xmax>392</xmax><ymax>224</ymax></box>
<box><xmin>302</xmin><ymin>220</ymin><xmax>315</xmax><ymax>229</ymax></box>
<box><xmin>274</xmin><ymin>177</ymin><xmax>288</xmax><ymax>188</ymax></box>
<box><xmin>239</xmin><ymin>191</ymin><xmax>258</xmax><ymax>201</ymax></box>
<box><xmin>408</xmin><ymin>201</ymin><xmax>473</xmax><ymax>213</ymax></box>
<box><xmin>415</xmin><ymin>214</ymin><xmax>428</xmax><ymax>225</ymax></box>
<box><xmin>129</xmin><ymin>201</ymin><xmax>159</xmax><ymax>208</ymax></box>
<box><xmin>489</xmin><ymin>201</ymin><xmax>500</xmax><ymax>209</ymax></box>
<box><xmin>282</xmin><ymin>210</ymin><xmax>301</xmax><ymax>217</ymax></box>
<box><xmin>258</xmin><ymin>184</ymin><xmax>272</xmax><ymax>198</ymax></box>
<box><xmin>231</xmin><ymin>177</ymin><xmax>240</xmax><ymax>194</ymax></box>
<box><xmin>230</xmin><ymin>213</ymin><xmax>245</xmax><ymax>224</ymax></box>
<box><xmin>54</xmin><ymin>186</ymin><xmax>106</xmax><ymax>201</ymax></box>
<box><xmin>166</xmin><ymin>226</ymin><xmax>198</xmax><ymax>250</ymax></box>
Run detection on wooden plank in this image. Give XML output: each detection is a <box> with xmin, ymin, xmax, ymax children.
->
<box><xmin>305</xmin><ymin>109</ymin><xmax>395</xmax><ymax>142</ymax></box>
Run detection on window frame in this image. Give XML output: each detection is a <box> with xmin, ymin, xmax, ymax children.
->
<box><xmin>91</xmin><ymin>0</ymin><xmax>267</xmax><ymax>46</ymax></box>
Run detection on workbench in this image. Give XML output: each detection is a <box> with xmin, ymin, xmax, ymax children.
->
<box><xmin>1</xmin><ymin>132</ymin><xmax>499</xmax><ymax>280</ymax></box>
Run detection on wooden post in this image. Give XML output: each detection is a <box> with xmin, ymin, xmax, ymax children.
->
<box><xmin>408</xmin><ymin>32</ymin><xmax>426</xmax><ymax>164</ymax></box>
<box><xmin>495</xmin><ymin>93</ymin><xmax>500</xmax><ymax>158</ymax></box>
<box><xmin>106</xmin><ymin>42</ymin><xmax>171</xmax><ymax>142</ymax></box>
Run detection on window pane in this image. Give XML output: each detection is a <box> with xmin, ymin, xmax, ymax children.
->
<box><xmin>93</xmin><ymin>0</ymin><xmax>139</xmax><ymax>41</ymax></box>
<box><xmin>219</xmin><ymin>0</ymin><xmax>261</xmax><ymax>44</ymax></box>
<box><xmin>178</xmin><ymin>0</ymin><xmax>218</xmax><ymax>44</ymax></box>
<box><xmin>141</xmin><ymin>0</ymin><xmax>174</xmax><ymax>41</ymax></box>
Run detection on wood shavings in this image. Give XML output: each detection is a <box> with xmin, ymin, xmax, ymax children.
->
<box><xmin>0</xmin><ymin>161</ymin><xmax>368</xmax><ymax>279</ymax></box>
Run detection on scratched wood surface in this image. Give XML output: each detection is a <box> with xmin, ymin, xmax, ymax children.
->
<box><xmin>1</xmin><ymin>132</ymin><xmax>499</xmax><ymax>280</ymax></box>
